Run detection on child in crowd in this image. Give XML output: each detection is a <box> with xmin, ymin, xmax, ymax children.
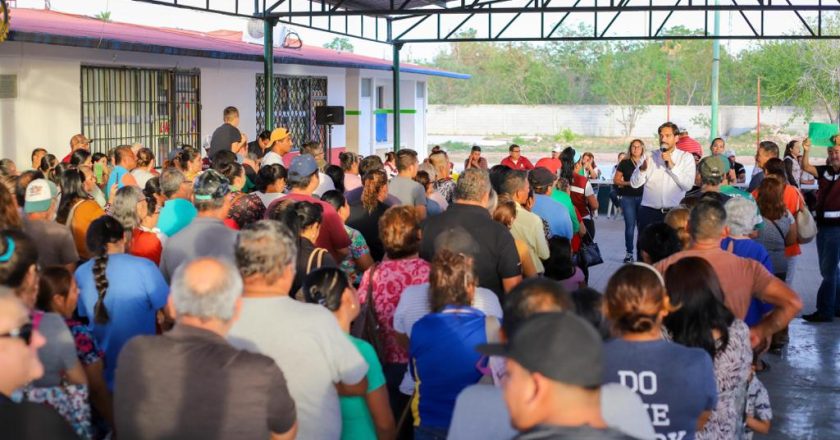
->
<box><xmin>543</xmin><ymin>236</ymin><xmax>585</xmax><ymax>291</ymax></box>
<box><xmin>744</xmin><ymin>354</ymin><xmax>773</xmax><ymax>439</ymax></box>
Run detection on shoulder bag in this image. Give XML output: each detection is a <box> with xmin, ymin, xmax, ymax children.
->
<box><xmin>575</xmin><ymin>231</ymin><xmax>604</xmax><ymax>267</ymax></box>
<box><xmin>794</xmin><ymin>189</ymin><xmax>817</xmax><ymax>244</ymax></box>
<box><xmin>350</xmin><ymin>264</ymin><xmax>386</xmax><ymax>360</ymax></box>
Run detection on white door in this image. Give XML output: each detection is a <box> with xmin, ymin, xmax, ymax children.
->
<box><xmin>359</xmin><ymin>79</ymin><xmax>373</xmax><ymax>155</ymax></box>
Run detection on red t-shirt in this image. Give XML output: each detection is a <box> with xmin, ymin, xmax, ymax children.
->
<box><xmin>273</xmin><ymin>193</ymin><xmax>351</xmax><ymax>261</ymax></box>
<box><xmin>534</xmin><ymin>158</ymin><xmax>562</xmax><ymax>175</ymax></box>
<box><xmin>130</xmin><ymin>228</ymin><xmax>163</xmax><ymax>265</ymax></box>
<box><xmin>500</xmin><ymin>156</ymin><xmax>534</xmax><ymax>171</ymax></box>
<box><xmin>61</xmin><ymin>152</ymin><xmax>72</xmax><ymax>164</ymax></box>
<box><xmin>676</xmin><ymin>136</ymin><xmax>703</xmax><ymax>156</ymax></box>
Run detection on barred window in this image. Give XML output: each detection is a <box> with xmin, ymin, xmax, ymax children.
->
<box><xmin>256</xmin><ymin>74</ymin><xmax>327</xmax><ymax>148</ymax></box>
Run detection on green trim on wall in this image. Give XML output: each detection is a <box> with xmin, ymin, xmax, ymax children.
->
<box><xmin>345</xmin><ymin>110</ymin><xmax>362</xmax><ymax>115</ymax></box>
<box><xmin>373</xmin><ymin>109</ymin><xmax>417</xmax><ymax>114</ymax></box>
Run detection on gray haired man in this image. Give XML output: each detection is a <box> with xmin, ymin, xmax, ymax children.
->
<box><xmin>228</xmin><ymin>220</ymin><xmax>368</xmax><ymax>440</ymax></box>
<box><xmin>114</xmin><ymin>257</ymin><xmax>298</xmax><ymax>440</ymax></box>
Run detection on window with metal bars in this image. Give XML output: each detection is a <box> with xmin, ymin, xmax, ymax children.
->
<box><xmin>80</xmin><ymin>66</ymin><xmax>200</xmax><ymax>161</ymax></box>
<box><xmin>256</xmin><ymin>74</ymin><xmax>327</xmax><ymax>148</ymax></box>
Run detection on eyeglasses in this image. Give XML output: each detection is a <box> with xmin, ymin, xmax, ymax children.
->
<box><xmin>1</xmin><ymin>322</ymin><xmax>34</xmax><ymax>345</ymax></box>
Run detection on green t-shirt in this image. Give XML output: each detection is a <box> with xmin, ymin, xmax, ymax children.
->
<box><xmin>340</xmin><ymin>335</ymin><xmax>387</xmax><ymax>440</ymax></box>
<box><xmin>550</xmin><ymin>190</ymin><xmax>580</xmax><ymax>233</ymax></box>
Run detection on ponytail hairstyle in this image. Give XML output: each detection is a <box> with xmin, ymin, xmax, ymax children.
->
<box><xmin>85</xmin><ymin>216</ymin><xmax>125</xmax><ymax>324</ymax></box>
<box><xmin>361</xmin><ymin>169</ymin><xmax>388</xmax><ymax>214</ymax></box>
<box><xmin>175</xmin><ymin>146</ymin><xmax>200</xmax><ymax>173</ymax></box>
<box><xmin>70</xmin><ymin>149</ymin><xmax>92</xmax><ymax>168</ymax></box>
<box><xmin>256</xmin><ymin>164</ymin><xmax>288</xmax><ymax>193</ymax></box>
<box><xmin>604</xmin><ymin>263</ymin><xmax>677</xmax><ymax>335</ymax></box>
<box><xmin>559</xmin><ymin>147</ymin><xmax>576</xmax><ymax>183</ymax></box>
<box><xmin>269</xmin><ymin>200</ymin><xmax>323</xmax><ymax>238</ymax></box>
<box><xmin>135</xmin><ymin>147</ymin><xmax>155</xmax><ymax>168</ymax></box>
<box><xmin>429</xmin><ymin>249</ymin><xmax>475</xmax><ymax>313</ymax></box>
<box><xmin>302</xmin><ymin>267</ymin><xmax>351</xmax><ymax>311</ymax></box>
<box><xmin>39</xmin><ymin>154</ymin><xmax>57</xmax><ymax>174</ymax></box>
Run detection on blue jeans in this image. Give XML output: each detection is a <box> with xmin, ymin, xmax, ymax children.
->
<box><xmin>619</xmin><ymin>195</ymin><xmax>642</xmax><ymax>254</ymax></box>
<box><xmin>816</xmin><ymin>225</ymin><xmax>840</xmax><ymax>318</ymax></box>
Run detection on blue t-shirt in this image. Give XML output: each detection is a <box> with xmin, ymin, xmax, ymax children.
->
<box><xmin>105</xmin><ymin>165</ymin><xmax>129</xmax><ymax>201</ymax></box>
<box><xmin>75</xmin><ymin>253</ymin><xmax>169</xmax><ymax>390</ymax></box>
<box><xmin>410</xmin><ymin>306</ymin><xmax>489</xmax><ymax>430</ymax></box>
<box><xmin>603</xmin><ymin>338</ymin><xmax>717</xmax><ymax>440</ymax></box>
<box><xmin>532</xmin><ymin>194</ymin><xmax>574</xmax><ymax>239</ymax></box>
<box><xmin>721</xmin><ymin>237</ymin><xmax>775</xmax><ymax>326</ymax></box>
<box><xmin>157</xmin><ymin>198</ymin><xmax>198</xmax><ymax>238</ymax></box>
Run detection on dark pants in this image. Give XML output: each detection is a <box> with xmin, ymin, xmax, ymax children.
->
<box><xmin>577</xmin><ymin>218</ymin><xmax>597</xmax><ymax>283</ymax></box>
<box><xmin>636</xmin><ymin>205</ymin><xmax>670</xmax><ymax>256</ymax></box>
<box><xmin>383</xmin><ymin>362</ymin><xmax>413</xmax><ymax>439</ymax></box>
<box><xmin>609</xmin><ymin>188</ymin><xmax>621</xmax><ymax>212</ymax></box>
<box><xmin>619</xmin><ymin>195</ymin><xmax>642</xmax><ymax>255</ymax></box>
<box><xmin>414</xmin><ymin>426</ymin><xmax>448</xmax><ymax>440</ymax></box>
<box><xmin>816</xmin><ymin>225</ymin><xmax>840</xmax><ymax>319</ymax></box>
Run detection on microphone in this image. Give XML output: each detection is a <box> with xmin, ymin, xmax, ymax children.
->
<box><xmin>659</xmin><ymin>143</ymin><xmax>669</xmax><ymax>153</ymax></box>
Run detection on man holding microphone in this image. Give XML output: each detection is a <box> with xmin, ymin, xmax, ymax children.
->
<box><xmin>631</xmin><ymin>122</ymin><xmax>696</xmax><ymax>255</ymax></box>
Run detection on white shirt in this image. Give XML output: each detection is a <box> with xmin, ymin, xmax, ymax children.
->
<box><xmin>261</xmin><ymin>151</ymin><xmax>284</xmax><ymax>167</ymax></box>
<box><xmin>228</xmin><ymin>297</ymin><xmax>368</xmax><ymax>440</ymax></box>
<box><xmin>313</xmin><ymin>171</ymin><xmax>336</xmax><ymax>197</ymax></box>
<box><xmin>630</xmin><ymin>148</ymin><xmax>696</xmax><ymax>209</ymax></box>
<box><xmin>393</xmin><ymin>282</ymin><xmax>503</xmax><ymax>395</ymax></box>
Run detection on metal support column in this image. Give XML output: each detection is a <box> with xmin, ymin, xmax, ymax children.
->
<box><xmin>392</xmin><ymin>42</ymin><xmax>403</xmax><ymax>153</ymax></box>
<box><xmin>264</xmin><ymin>18</ymin><xmax>277</xmax><ymax>131</ymax></box>
<box><xmin>710</xmin><ymin>1</ymin><xmax>721</xmax><ymax>140</ymax></box>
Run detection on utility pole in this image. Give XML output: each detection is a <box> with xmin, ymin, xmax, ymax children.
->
<box><xmin>710</xmin><ymin>0</ymin><xmax>721</xmax><ymax>141</ymax></box>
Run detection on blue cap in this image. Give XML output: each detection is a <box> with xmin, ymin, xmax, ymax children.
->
<box><xmin>287</xmin><ymin>154</ymin><xmax>319</xmax><ymax>183</ymax></box>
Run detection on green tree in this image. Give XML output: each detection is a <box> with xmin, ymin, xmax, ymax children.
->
<box><xmin>95</xmin><ymin>10</ymin><xmax>111</xmax><ymax>22</ymax></box>
<box><xmin>323</xmin><ymin>37</ymin><xmax>354</xmax><ymax>53</ymax></box>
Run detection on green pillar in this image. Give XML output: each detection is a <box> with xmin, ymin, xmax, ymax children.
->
<box><xmin>710</xmin><ymin>1</ymin><xmax>720</xmax><ymax>141</ymax></box>
<box><xmin>392</xmin><ymin>42</ymin><xmax>402</xmax><ymax>153</ymax></box>
<box><xmin>264</xmin><ymin>18</ymin><xmax>276</xmax><ymax>131</ymax></box>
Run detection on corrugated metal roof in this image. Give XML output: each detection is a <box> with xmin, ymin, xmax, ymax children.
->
<box><xmin>5</xmin><ymin>8</ymin><xmax>469</xmax><ymax>79</ymax></box>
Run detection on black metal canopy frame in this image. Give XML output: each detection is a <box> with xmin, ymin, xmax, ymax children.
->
<box><xmin>132</xmin><ymin>0</ymin><xmax>840</xmax><ymax>151</ymax></box>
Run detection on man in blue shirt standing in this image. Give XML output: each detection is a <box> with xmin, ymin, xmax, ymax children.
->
<box><xmin>529</xmin><ymin>167</ymin><xmax>573</xmax><ymax>239</ymax></box>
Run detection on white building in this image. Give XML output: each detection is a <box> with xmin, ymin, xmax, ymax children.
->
<box><xmin>0</xmin><ymin>8</ymin><xmax>466</xmax><ymax>166</ymax></box>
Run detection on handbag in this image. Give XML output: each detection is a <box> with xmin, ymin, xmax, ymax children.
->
<box><xmin>576</xmin><ymin>232</ymin><xmax>604</xmax><ymax>267</ymax></box>
<box><xmin>795</xmin><ymin>192</ymin><xmax>817</xmax><ymax>244</ymax></box>
<box><xmin>350</xmin><ymin>264</ymin><xmax>386</xmax><ymax>360</ymax></box>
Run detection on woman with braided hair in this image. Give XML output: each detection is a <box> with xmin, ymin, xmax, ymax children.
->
<box><xmin>74</xmin><ymin>216</ymin><xmax>168</xmax><ymax>391</ymax></box>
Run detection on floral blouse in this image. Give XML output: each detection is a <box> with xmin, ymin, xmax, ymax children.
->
<box><xmin>341</xmin><ymin>226</ymin><xmax>371</xmax><ymax>286</ymax></box>
<box><xmin>66</xmin><ymin>318</ymin><xmax>104</xmax><ymax>366</ymax></box>
<box><xmin>358</xmin><ymin>256</ymin><xmax>430</xmax><ymax>364</ymax></box>
<box><xmin>227</xmin><ymin>192</ymin><xmax>266</xmax><ymax>228</ymax></box>
<box><xmin>433</xmin><ymin>179</ymin><xmax>457</xmax><ymax>205</ymax></box>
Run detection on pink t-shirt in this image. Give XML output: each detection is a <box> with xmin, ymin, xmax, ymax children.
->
<box><xmin>558</xmin><ymin>267</ymin><xmax>585</xmax><ymax>292</ymax></box>
<box><xmin>359</xmin><ymin>257</ymin><xmax>430</xmax><ymax>364</ymax></box>
<box><xmin>655</xmin><ymin>248</ymin><xmax>775</xmax><ymax>320</ymax></box>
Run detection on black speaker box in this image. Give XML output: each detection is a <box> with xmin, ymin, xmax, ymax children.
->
<box><xmin>315</xmin><ymin>106</ymin><xmax>345</xmax><ymax>125</ymax></box>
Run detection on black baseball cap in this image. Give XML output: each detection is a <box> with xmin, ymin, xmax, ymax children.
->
<box><xmin>529</xmin><ymin>167</ymin><xmax>557</xmax><ymax>188</ymax></box>
<box><xmin>477</xmin><ymin>312</ymin><xmax>603</xmax><ymax>387</ymax></box>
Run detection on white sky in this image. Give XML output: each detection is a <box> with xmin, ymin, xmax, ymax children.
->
<box><xmin>14</xmin><ymin>0</ymin><xmax>826</xmax><ymax>62</ymax></box>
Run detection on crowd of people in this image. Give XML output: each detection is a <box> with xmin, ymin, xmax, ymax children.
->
<box><xmin>3</xmin><ymin>107</ymin><xmax>839</xmax><ymax>440</ymax></box>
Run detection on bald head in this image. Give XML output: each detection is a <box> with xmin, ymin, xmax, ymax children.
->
<box><xmin>171</xmin><ymin>258</ymin><xmax>243</xmax><ymax>322</ymax></box>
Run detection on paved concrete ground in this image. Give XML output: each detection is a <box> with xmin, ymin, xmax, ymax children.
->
<box><xmin>588</xmin><ymin>215</ymin><xmax>840</xmax><ymax>439</ymax></box>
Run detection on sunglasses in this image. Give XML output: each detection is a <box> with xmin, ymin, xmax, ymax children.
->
<box><xmin>1</xmin><ymin>322</ymin><xmax>34</xmax><ymax>345</ymax></box>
